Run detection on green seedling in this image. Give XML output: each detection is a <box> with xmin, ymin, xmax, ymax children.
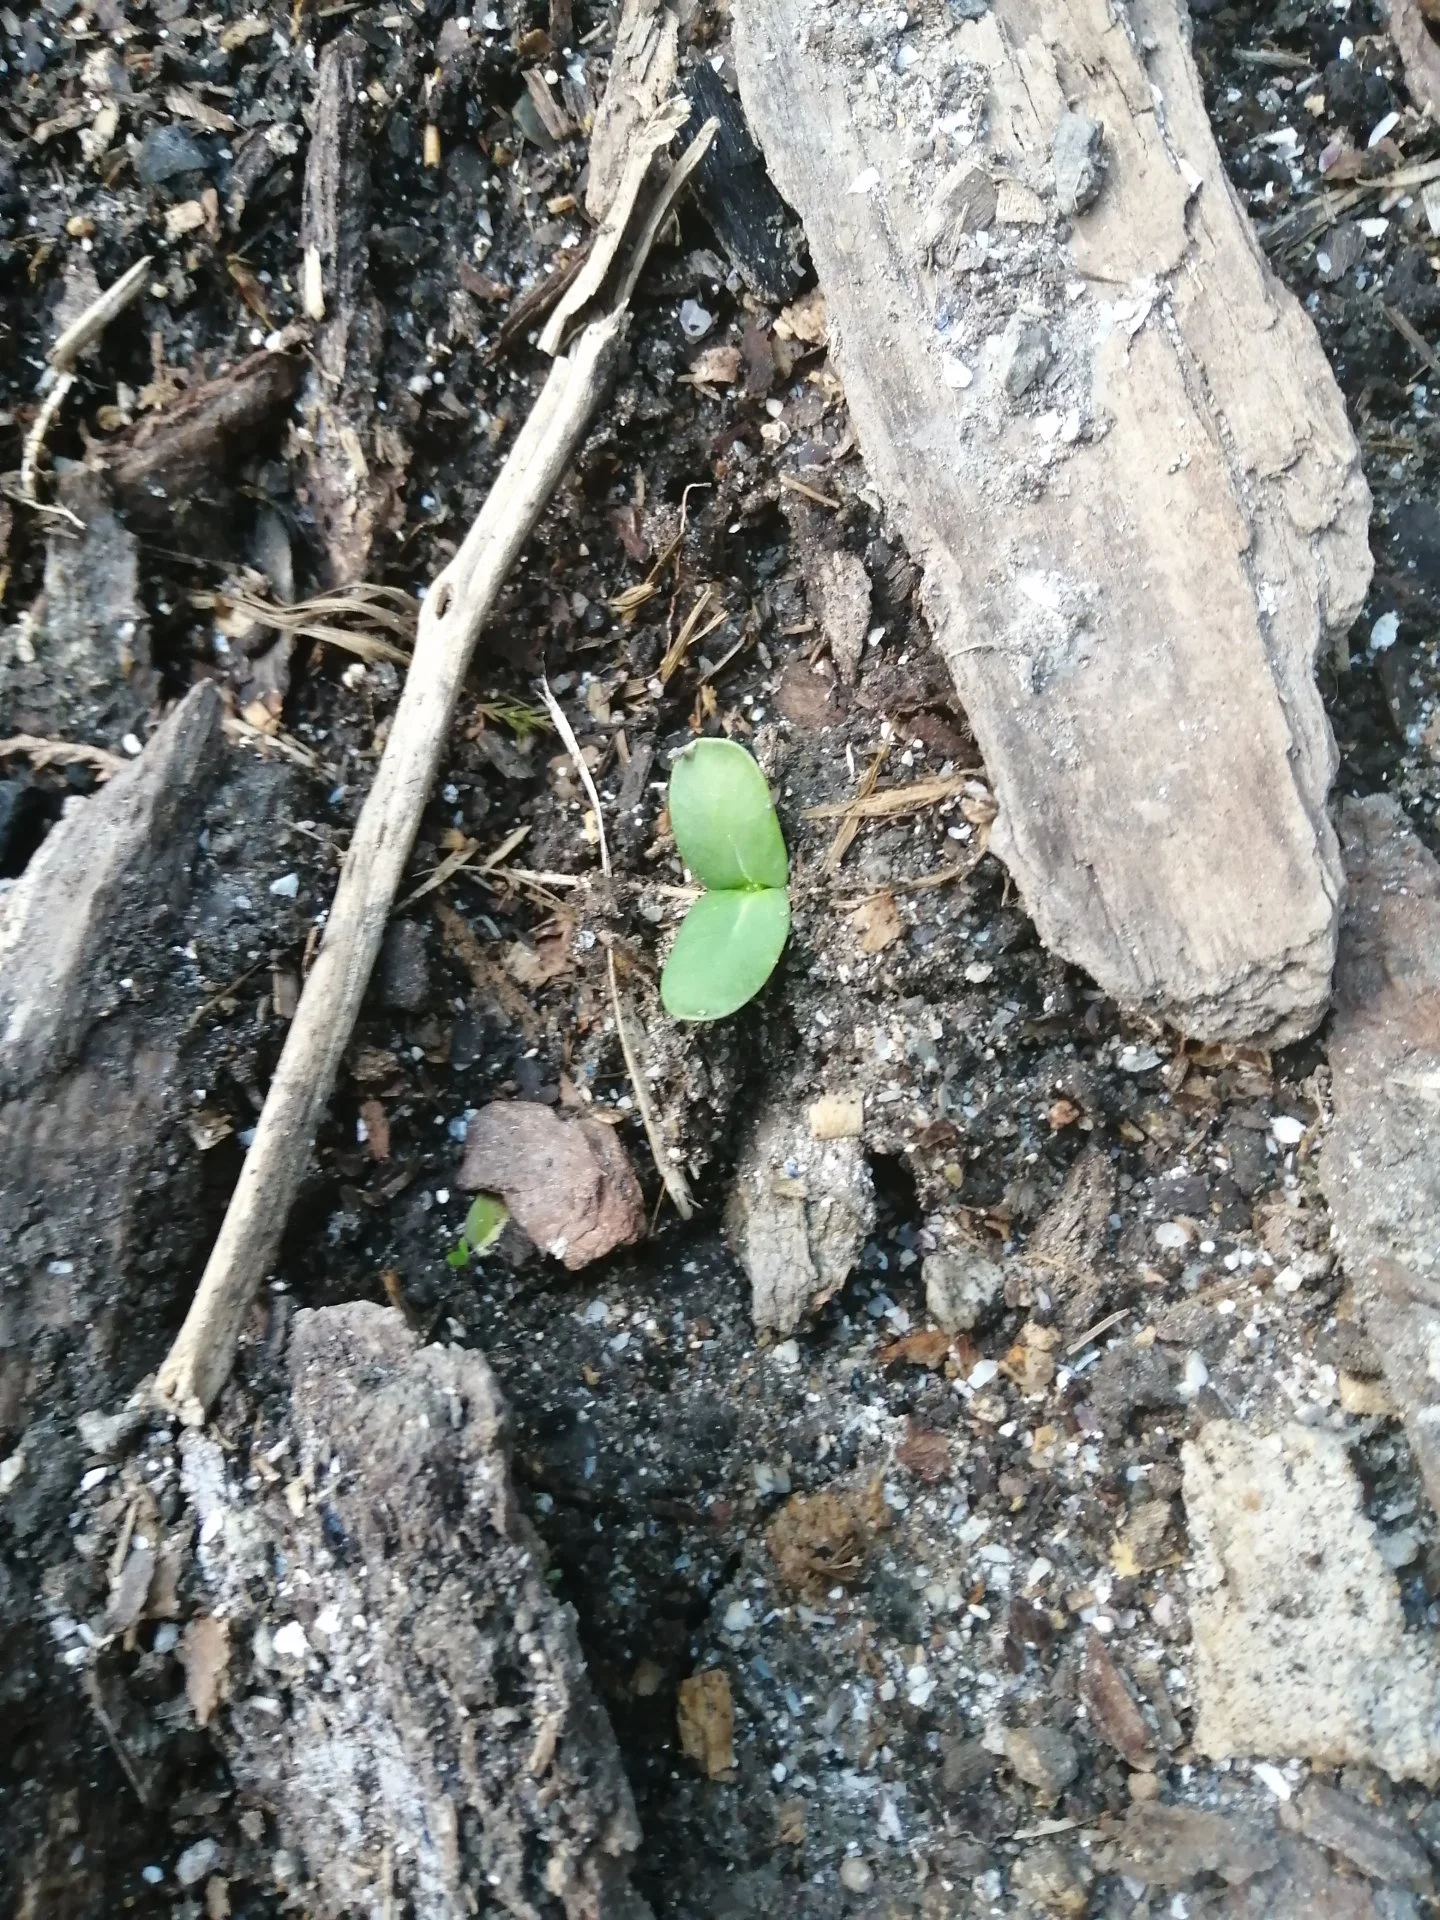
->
<box><xmin>445</xmin><ymin>1191</ymin><xmax>509</xmax><ymax>1267</ymax></box>
<box><xmin>661</xmin><ymin>738</ymin><xmax>790</xmax><ymax>1021</ymax></box>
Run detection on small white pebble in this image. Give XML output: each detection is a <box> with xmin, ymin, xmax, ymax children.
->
<box><xmin>273</xmin><ymin>1620</ymin><xmax>309</xmax><ymax>1660</ymax></box>
<box><xmin>1253</xmin><ymin>1761</ymin><xmax>1292</xmax><ymax>1801</ymax></box>
<box><xmin>269</xmin><ymin>872</ymin><xmax>300</xmax><ymax>899</ymax></box>
<box><xmin>1270</xmin><ymin>1114</ymin><xmax>1305</xmax><ymax>1147</ymax></box>
<box><xmin>122</xmin><ymin>733</ymin><xmax>143</xmax><ymax>757</ymax></box>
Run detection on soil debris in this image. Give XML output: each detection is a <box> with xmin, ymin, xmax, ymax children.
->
<box><xmin>676</xmin><ymin>1667</ymin><xmax>735</xmax><ymax>1779</ymax></box>
<box><xmin>1112</xmin><ymin>1800</ymin><xmax>1280</xmax><ymax>1887</ymax></box>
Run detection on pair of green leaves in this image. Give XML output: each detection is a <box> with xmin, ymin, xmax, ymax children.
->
<box><xmin>660</xmin><ymin>739</ymin><xmax>790</xmax><ymax>1021</ymax></box>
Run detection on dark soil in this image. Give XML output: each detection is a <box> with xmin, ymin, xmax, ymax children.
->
<box><xmin>3</xmin><ymin>0</ymin><xmax>1440</xmax><ymax>1913</ymax></box>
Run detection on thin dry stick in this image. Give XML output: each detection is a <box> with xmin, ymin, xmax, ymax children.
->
<box><xmin>20</xmin><ymin>255</ymin><xmax>152</xmax><ymax>503</ymax></box>
<box><xmin>539</xmin><ymin>676</ymin><xmax>695</xmax><ymax>1221</ymax></box>
<box><xmin>804</xmin><ymin>771</ymin><xmax>984</xmax><ymax>823</ymax></box>
<box><xmin>0</xmin><ymin>733</ymin><xmax>128</xmax><ymax>780</ymax></box>
<box><xmin>155</xmin><ymin>309</ymin><xmax>628</xmax><ymax>1424</ymax></box>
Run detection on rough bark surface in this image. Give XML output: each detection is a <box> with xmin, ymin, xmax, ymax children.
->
<box><xmin>733</xmin><ymin>0</ymin><xmax>1372</xmax><ymax>1041</ymax></box>
<box><xmin>1321</xmin><ymin>795</ymin><xmax>1440</xmax><ymax>1517</ymax></box>
<box><xmin>0</xmin><ymin>470</ymin><xmax>156</xmax><ymax>749</ymax></box>
<box><xmin>0</xmin><ymin>682</ymin><xmax>220</xmax><ymax>1099</ymax></box>
<box><xmin>187</xmin><ymin>1302</ymin><xmax>653</xmax><ymax>1920</ymax></box>
<box><xmin>0</xmin><ymin>684</ymin><xmax>227</xmax><ymax>1912</ymax></box>
<box><xmin>296</xmin><ymin>33</ymin><xmax>400</xmax><ymax>585</ymax></box>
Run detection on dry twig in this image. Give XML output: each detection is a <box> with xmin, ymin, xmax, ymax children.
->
<box><xmin>539</xmin><ymin>676</ymin><xmax>695</xmax><ymax>1222</ymax></box>
<box><xmin>155</xmin><ymin>311</ymin><xmax>628</xmax><ymax>1423</ymax></box>
<box><xmin>19</xmin><ymin>255</ymin><xmax>152</xmax><ymax>506</ymax></box>
<box><xmin>0</xmin><ymin>733</ymin><xmax>127</xmax><ymax>780</ymax></box>
<box><xmin>156</xmin><ymin>108</ymin><xmax>715</xmax><ymax>1422</ymax></box>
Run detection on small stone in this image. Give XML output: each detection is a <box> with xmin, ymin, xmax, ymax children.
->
<box><xmin>77</xmin><ymin>1406</ymin><xmax>145</xmax><ymax>1457</ymax></box>
<box><xmin>1010</xmin><ymin>1840</ymin><xmax>1092</xmax><ymax>1914</ymax></box>
<box><xmin>924</xmin><ymin>1244</ymin><xmax>1004</xmax><ymax>1333</ymax></box>
<box><xmin>678</xmin><ymin>299</ymin><xmax>713</xmax><ymax>339</ymax></box>
<box><xmin>1053</xmin><ymin>111</ymin><xmax>1106</xmax><ymax>216</ymax></box>
<box><xmin>176</xmin><ymin>1840</ymin><xmax>222</xmax><ymax>1889</ymax></box>
<box><xmin>268</xmin><ymin>871</ymin><xmax>299</xmax><ymax>899</ymax></box>
<box><xmin>998</xmin><ymin>320</ymin><xmax>1053</xmax><ymax>399</ymax></box>
<box><xmin>1129</xmin><ymin>1770</ymin><xmax>1162</xmax><ymax>1802</ymax></box>
<box><xmin>1003</xmin><ymin>1724</ymin><xmax>1079</xmax><ymax>1800</ymax></box>
<box><xmin>839</xmin><ymin>1857</ymin><xmax>873</xmax><ymax>1893</ymax></box>
<box><xmin>137</xmin><ymin>123</ymin><xmax>210</xmax><ymax>187</ymax></box>
<box><xmin>272</xmin><ymin>1620</ymin><xmax>308</xmax><ymax>1661</ymax></box>
<box><xmin>378</xmin><ymin>918</ymin><xmax>430</xmax><ymax>1011</ymax></box>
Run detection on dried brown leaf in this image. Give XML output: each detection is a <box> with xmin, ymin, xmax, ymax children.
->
<box><xmin>895</xmin><ymin>1422</ymin><xmax>952</xmax><ymax>1483</ymax></box>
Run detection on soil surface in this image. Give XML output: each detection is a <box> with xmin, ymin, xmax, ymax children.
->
<box><xmin>4</xmin><ymin>0</ymin><xmax>1440</xmax><ymax>1914</ymax></box>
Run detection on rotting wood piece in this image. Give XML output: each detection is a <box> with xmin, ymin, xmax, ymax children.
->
<box><xmin>104</xmin><ymin>348</ymin><xmax>301</xmax><ymax>512</ymax></box>
<box><xmin>1321</xmin><ymin>795</ymin><xmax>1440</xmax><ymax>1519</ymax></box>
<box><xmin>585</xmin><ymin>0</ymin><xmax>678</xmax><ymax>222</ymax></box>
<box><xmin>297</xmin><ymin>32</ymin><xmax>400</xmax><ymax>586</ymax></box>
<box><xmin>683</xmin><ymin>62</ymin><xmax>806</xmax><ymax>304</ymax></box>
<box><xmin>1389</xmin><ymin>0</ymin><xmax>1440</xmax><ymax>122</ymax></box>
<box><xmin>734</xmin><ymin>0</ymin><xmax>1372</xmax><ymax>1042</ymax></box>
<box><xmin>188</xmin><ymin>1303</ymin><xmax>655</xmax><ymax>1918</ymax></box>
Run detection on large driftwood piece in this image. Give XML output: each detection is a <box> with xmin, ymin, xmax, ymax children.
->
<box><xmin>1321</xmin><ymin>796</ymin><xmax>1440</xmax><ymax>1518</ymax></box>
<box><xmin>734</xmin><ymin>0</ymin><xmax>1372</xmax><ymax>1041</ymax></box>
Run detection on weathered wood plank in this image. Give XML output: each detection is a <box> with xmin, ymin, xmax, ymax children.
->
<box><xmin>734</xmin><ymin>0</ymin><xmax>1371</xmax><ymax>1040</ymax></box>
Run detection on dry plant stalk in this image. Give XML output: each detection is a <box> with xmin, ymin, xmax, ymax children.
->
<box><xmin>537</xmin><ymin>678</ymin><xmax>694</xmax><ymax>1221</ymax></box>
<box><xmin>155</xmin><ymin>310</ymin><xmax>628</xmax><ymax>1423</ymax></box>
<box><xmin>19</xmin><ymin>255</ymin><xmax>152</xmax><ymax>505</ymax></box>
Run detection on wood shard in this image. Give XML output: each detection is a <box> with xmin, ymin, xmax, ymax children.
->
<box><xmin>105</xmin><ymin>350</ymin><xmax>301</xmax><ymax>511</ymax></box>
<box><xmin>585</xmin><ymin>0</ymin><xmax>679</xmax><ymax>222</ymax></box>
<box><xmin>1322</xmin><ymin>796</ymin><xmax>1440</xmax><ymax>1517</ymax></box>
<box><xmin>296</xmin><ymin>33</ymin><xmax>400</xmax><ymax>585</ymax></box>
<box><xmin>734</xmin><ymin>0</ymin><xmax>1371</xmax><ymax>1042</ymax></box>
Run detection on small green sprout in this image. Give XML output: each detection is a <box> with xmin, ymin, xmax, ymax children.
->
<box><xmin>445</xmin><ymin>1192</ymin><xmax>509</xmax><ymax>1267</ymax></box>
<box><xmin>660</xmin><ymin>739</ymin><xmax>790</xmax><ymax>1021</ymax></box>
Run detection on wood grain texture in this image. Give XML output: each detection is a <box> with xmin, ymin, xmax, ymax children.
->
<box><xmin>734</xmin><ymin>0</ymin><xmax>1372</xmax><ymax>1040</ymax></box>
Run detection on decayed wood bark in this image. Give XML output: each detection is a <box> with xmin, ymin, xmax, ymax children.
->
<box><xmin>734</xmin><ymin>0</ymin><xmax>1372</xmax><ymax>1041</ymax></box>
<box><xmin>585</xmin><ymin>0</ymin><xmax>678</xmax><ymax>222</ymax></box>
<box><xmin>1322</xmin><ymin>796</ymin><xmax>1440</xmax><ymax>1518</ymax></box>
<box><xmin>296</xmin><ymin>33</ymin><xmax>400</xmax><ymax>585</ymax></box>
<box><xmin>105</xmin><ymin>348</ymin><xmax>301</xmax><ymax>511</ymax></box>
